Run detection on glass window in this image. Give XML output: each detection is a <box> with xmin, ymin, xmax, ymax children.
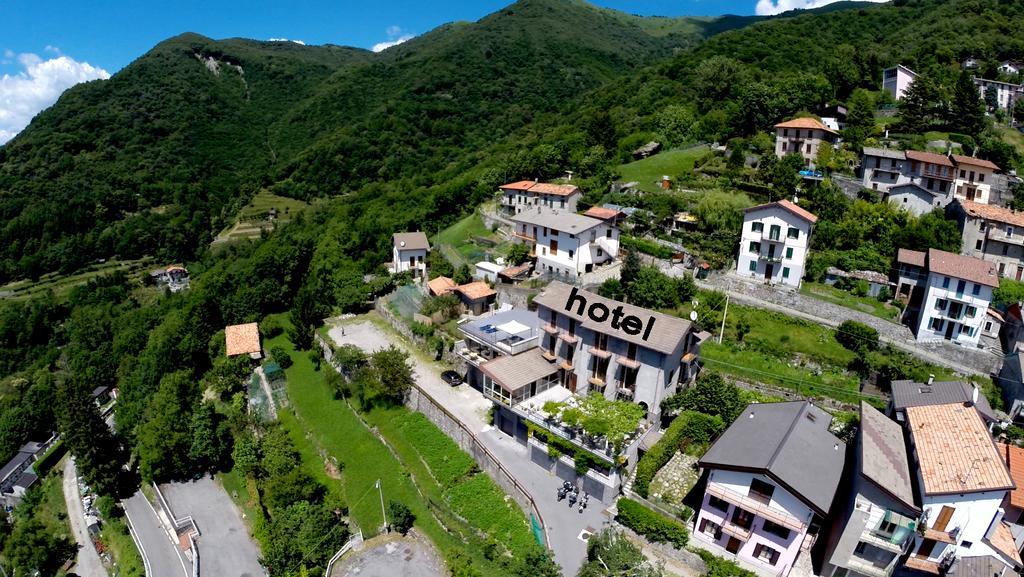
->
<box><xmin>782</xmin><ymin>267</ymin><xmax>790</xmax><ymax>279</ymax></box>
<box><xmin>787</xmin><ymin>227</ymin><xmax>799</xmax><ymax>239</ymax></box>
<box><xmin>749</xmin><ymin>241</ymin><xmax>760</xmax><ymax>253</ymax></box>
<box><xmin>769</xmin><ymin>224</ymin><xmax>781</xmax><ymax>240</ymax></box>
<box><xmin>1009</xmin><ymin>227</ymin><xmax>1015</xmax><ymax>237</ymax></box>
<box><xmin>748</xmin><ymin>479</ymin><xmax>775</xmax><ymax>505</ymax></box>
<box><xmin>1004</xmin><ymin>244</ymin><xmax>1010</xmax><ymax>256</ymax></box>
<box><xmin>786</xmin><ymin>247</ymin><xmax>793</xmax><ymax>259</ymax></box>
<box><xmin>966</xmin><ymin>305</ymin><xmax>977</xmax><ymax>317</ymax></box>
<box><xmin>753</xmin><ymin>543</ymin><xmax>780</xmax><ymax>566</ymax></box>
<box><xmin>935</xmin><ymin>299</ymin><xmax>947</xmax><ymax>310</ymax></box>
<box><xmin>568</xmin><ymin>250</ymin><xmax>575</xmax><ymax>259</ymax></box>
<box><xmin>942</xmin><ymin>277</ymin><xmax>950</xmax><ymax>289</ymax></box>
<box><xmin>752</xmin><ymin>222</ymin><xmax>764</xmax><ymax>233</ymax></box>
<box><xmin>708</xmin><ymin>495</ymin><xmax>729</xmax><ymax>512</ymax></box>
<box><xmin>973</xmin><ymin>284</ymin><xmax>980</xmax><ymax>296</ymax></box>
<box><xmin>976</xmin><ymin>239</ymin><xmax>983</xmax><ymax>250</ymax></box>
<box><xmin>956</xmin><ymin>280</ymin><xmax>966</xmax><ymax>294</ymax></box>
<box><xmin>762</xmin><ymin>520</ymin><xmax>791</xmax><ymax>540</ymax></box>
<box><xmin>749</xmin><ymin>261</ymin><xmax>757</xmax><ymax>272</ymax></box>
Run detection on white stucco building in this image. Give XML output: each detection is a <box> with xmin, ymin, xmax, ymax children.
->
<box><xmin>952</xmin><ymin>155</ymin><xmax>1001</xmax><ymax>205</ymax></box>
<box><xmin>974</xmin><ymin>77</ymin><xmax>1024</xmax><ymax>112</ymax></box>
<box><xmin>499</xmin><ymin>180</ymin><xmax>581</xmax><ymax>216</ymax></box>
<box><xmin>511</xmin><ymin>208</ymin><xmax>618</xmax><ymax>277</ymax></box>
<box><xmin>736</xmin><ymin>200</ymin><xmax>817</xmax><ymax>289</ymax></box>
<box><xmin>392</xmin><ymin>232</ymin><xmax>430</xmax><ymax>278</ymax></box>
<box><xmin>773</xmin><ymin>118</ymin><xmax>837</xmax><ymax>167</ymax></box>
<box><xmin>900</xmin><ymin>403</ymin><xmax>1021</xmax><ymax>574</ymax></box>
<box><xmin>883</xmin><ymin>65</ymin><xmax>918</xmax><ymax>101</ymax></box>
<box><xmin>913</xmin><ymin>248</ymin><xmax>998</xmax><ymax>347</ymax></box>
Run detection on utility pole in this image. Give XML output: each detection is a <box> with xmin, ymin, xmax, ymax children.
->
<box><xmin>376</xmin><ymin>479</ymin><xmax>388</xmax><ymax>532</ymax></box>
<box><xmin>718</xmin><ymin>293</ymin><xmax>730</xmax><ymax>344</ymax></box>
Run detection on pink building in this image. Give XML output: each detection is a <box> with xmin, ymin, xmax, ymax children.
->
<box><xmin>694</xmin><ymin>401</ymin><xmax>845</xmax><ymax>577</ymax></box>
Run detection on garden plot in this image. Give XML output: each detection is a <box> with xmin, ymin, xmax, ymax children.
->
<box><xmin>648</xmin><ymin>452</ymin><xmax>701</xmax><ymax>506</ymax></box>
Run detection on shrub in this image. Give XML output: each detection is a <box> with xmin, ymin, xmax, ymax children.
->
<box><xmin>410</xmin><ymin>321</ymin><xmax>435</xmax><ymax>338</ymax></box>
<box><xmin>270</xmin><ymin>345</ymin><xmax>293</xmax><ymax>368</ymax></box>
<box><xmin>695</xmin><ymin>549</ymin><xmax>757</xmax><ymax>577</ymax></box>
<box><xmin>835</xmin><ymin>319</ymin><xmax>879</xmax><ymax>352</ymax></box>
<box><xmin>388</xmin><ymin>500</ymin><xmax>415</xmax><ymax>535</ymax></box>
<box><xmin>615</xmin><ymin>498</ymin><xmax>688</xmax><ymax>548</ymax></box>
<box><xmin>261</xmin><ymin>318</ymin><xmax>284</xmax><ymax>338</ymax></box>
<box><xmin>633</xmin><ymin>411</ymin><xmax>724</xmax><ymax>497</ymax></box>
<box><xmin>420</xmin><ymin>294</ymin><xmax>460</xmax><ymax>320</ymax></box>
<box><xmin>621</xmin><ymin>236</ymin><xmax>674</xmax><ymax>259</ymax></box>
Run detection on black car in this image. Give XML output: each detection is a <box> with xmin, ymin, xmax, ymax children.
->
<box><xmin>441</xmin><ymin>370</ymin><xmax>463</xmax><ymax>386</ymax></box>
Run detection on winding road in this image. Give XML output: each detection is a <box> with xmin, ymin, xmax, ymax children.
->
<box><xmin>122</xmin><ymin>491</ymin><xmax>192</xmax><ymax>577</ymax></box>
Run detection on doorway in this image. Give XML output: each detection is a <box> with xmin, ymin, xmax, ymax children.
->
<box><xmin>765</xmin><ymin>264</ymin><xmax>774</xmax><ymax>280</ymax></box>
<box><xmin>944</xmin><ymin>322</ymin><xmax>956</xmax><ymax>340</ymax></box>
<box><xmin>726</xmin><ymin>537</ymin><xmax>741</xmax><ymax>554</ymax></box>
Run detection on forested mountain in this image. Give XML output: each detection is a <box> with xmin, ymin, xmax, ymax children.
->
<box><xmin>0</xmin><ymin>0</ymin><xmax>766</xmax><ymax>284</ymax></box>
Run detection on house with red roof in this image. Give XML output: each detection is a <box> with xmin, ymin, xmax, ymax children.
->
<box><xmin>736</xmin><ymin>200</ymin><xmax>817</xmax><ymax>289</ymax></box>
<box><xmin>773</xmin><ymin>118</ymin><xmax>838</xmax><ymax>168</ymax></box>
<box><xmin>952</xmin><ymin>155</ymin><xmax>1001</xmax><ymax>205</ymax></box>
<box><xmin>498</xmin><ymin>180</ymin><xmax>581</xmax><ymax>216</ymax></box>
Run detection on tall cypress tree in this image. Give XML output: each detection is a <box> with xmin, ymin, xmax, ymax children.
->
<box><xmin>951</xmin><ymin>70</ymin><xmax>985</xmax><ymax>137</ymax></box>
<box><xmin>57</xmin><ymin>381</ymin><xmax>132</xmax><ymax>497</ymax></box>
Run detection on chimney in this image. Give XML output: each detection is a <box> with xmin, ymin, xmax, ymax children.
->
<box><xmin>972</xmin><ymin>383</ymin><xmax>980</xmax><ymax>406</ymax></box>
<box><xmin>928</xmin><ymin>374</ymin><xmax>935</xmax><ymax>385</ymax></box>
<box><xmin>792</xmin><ymin>195</ymin><xmax>799</xmax><ymax>205</ymax></box>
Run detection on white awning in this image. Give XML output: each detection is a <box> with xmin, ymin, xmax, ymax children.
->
<box><xmin>496</xmin><ymin>320</ymin><xmax>532</xmax><ymax>335</ymax></box>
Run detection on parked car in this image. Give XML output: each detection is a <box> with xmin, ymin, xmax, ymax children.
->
<box><xmin>441</xmin><ymin>370</ymin><xmax>463</xmax><ymax>386</ymax></box>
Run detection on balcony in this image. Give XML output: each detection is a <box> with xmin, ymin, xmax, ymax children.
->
<box><xmin>590</xmin><ymin>346</ymin><xmax>611</xmax><ymax>359</ymax></box>
<box><xmin>903</xmin><ymin>556</ymin><xmax>940</xmax><ymax>575</ymax></box>
<box><xmin>558</xmin><ymin>332</ymin><xmax>579</xmax><ymax>344</ymax></box>
<box><xmin>513</xmin><ymin>231</ymin><xmax>537</xmax><ymax>242</ymax></box>
<box><xmin>758</xmin><ymin>253</ymin><xmax>783</xmax><ymax>263</ymax></box>
<box><xmin>561</xmin><ymin>360</ymin><xmax>574</xmax><ymax>371</ymax></box>
<box><xmin>847</xmin><ymin>556</ymin><xmax>892</xmax><ymax>577</ymax></box>
<box><xmin>705</xmin><ymin>483</ymin><xmax>806</xmax><ymax>532</ymax></box>
<box><xmin>859</xmin><ymin>531</ymin><xmax>906</xmax><ymax>554</ymax></box>
<box><xmin>541</xmin><ymin>350</ymin><xmax>558</xmax><ymax>362</ymax></box>
<box><xmin>588</xmin><ymin>376</ymin><xmax>606</xmax><ymax>390</ymax></box>
<box><xmin>920</xmin><ymin>526</ymin><xmax>957</xmax><ymax>544</ymax></box>
<box><xmin>761</xmin><ymin>231</ymin><xmax>784</xmax><ymax>243</ymax></box>
<box><xmin>986</xmin><ymin>228</ymin><xmax>1024</xmax><ymax>247</ymax></box>
<box><xmin>617</xmin><ymin>357</ymin><xmax>641</xmax><ymax>370</ymax></box>
<box><xmin>721</xmin><ymin>519</ymin><xmax>753</xmax><ymax>541</ymax></box>
<box><xmin>616</xmin><ymin>385</ymin><xmax>635</xmax><ymax>399</ymax></box>
<box><xmin>541</xmin><ymin>323</ymin><xmax>559</xmax><ymax>335</ymax></box>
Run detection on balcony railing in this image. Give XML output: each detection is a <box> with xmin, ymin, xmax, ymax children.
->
<box><xmin>758</xmin><ymin>253</ymin><xmax>783</xmax><ymax>263</ymax></box>
<box><xmin>903</xmin><ymin>556</ymin><xmax>940</xmax><ymax>575</ymax></box>
<box><xmin>705</xmin><ymin>483</ymin><xmax>806</xmax><ymax>532</ymax></box>
<box><xmin>590</xmin><ymin>346</ymin><xmax>611</xmax><ymax>359</ymax></box>
<box><xmin>761</xmin><ymin>231</ymin><xmax>783</xmax><ymax>242</ymax></box>
<box><xmin>588</xmin><ymin>376</ymin><xmax>606</xmax><ymax>390</ymax></box>
<box><xmin>847</xmin><ymin>556</ymin><xmax>892</xmax><ymax>577</ymax></box>
<box><xmin>617</xmin><ymin>357</ymin><xmax>641</xmax><ymax>370</ymax></box>
<box><xmin>541</xmin><ymin>323</ymin><xmax>558</xmax><ymax>335</ymax></box>
<box><xmin>514</xmin><ymin>231</ymin><xmax>537</xmax><ymax>242</ymax></box>
<box><xmin>859</xmin><ymin>531</ymin><xmax>906</xmax><ymax>554</ymax></box>
<box><xmin>721</xmin><ymin>519</ymin><xmax>753</xmax><ymax>541</ymax></box>
<box><xmin>920</xmin><ymin>526</ymin><xmax>957</xmax><ymax>545</ymax></box>
<box><xmin>558</xmin><ymin>333</ymin><xmax>579</xmax><ymax>344</ymax></box>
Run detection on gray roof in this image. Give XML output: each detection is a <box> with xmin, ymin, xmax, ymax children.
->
<box><xmin>12</xmin><ymin>471</ymin><xmax>37</xmax><ymax>490</ymax></box>
<box><xmin>603</xmin><ymin>204</ymin><xmax>638</xmax><ymax>217</ymax></box>
<box><xmin>862</xmin><ymin>147</ymin><xmax>906</xmax><ymax>161</ymax></box>
<box><xmin>393</xmin><ymin>232</ymin><xmax>430</xmax><ymax>251</ymax></box>
<box><xmin>946</xmin><ymin>554</ymin><xmax>1015</xmax><ymax>577</ymax></box>
<box><xmin>511</xmin><ymin>209</ymin><xmax>604</xmax><ymax>235</ymax></box>
<box><xmin>859</xmin><ymin>402</ymin><xmax>917</xmax><ymax>511</ymax></box>
<box><xmin>890</xmin><ymin>380</ymin><xmax>996</xmax><ymax>422</ymax></box>
<box><xmin>479</xmin><ymin>348</ymin><xmax>560</xmax><ymax>392</ymax></box>
<box><xmin>532</xmin><ymin>282</ymin><xmax>692</xmax><ymax>355</ymax></box>
<box><xmin>699</xmin><ymin>401</ymin><xmax>846</xmax><ymax>515</ymax></box>
<box><xmin>889</xmin><ymin>182</ymin><xmax>944</xmax><ymax>197</ymax></box>
<box><xmin>0</xmin><ymin>452</ymin><xmax>32</xmax><ymax>483</ymax></box>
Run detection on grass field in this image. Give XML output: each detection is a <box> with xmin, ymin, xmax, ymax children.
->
<box><xmin>217</xmin><ymin>468</ymin><xmax>261</xmax><ymax>527</ymax></box>
<box><xmin>264</xmin><ymin>314</ymin><xmax>535</xmax><ymax>574</ymax></box>
<box><xmin>432</xmin><ymin>211</ymin><xmax>507</xmax><ymax>269</ymax></box>
<box><xmin>99</xmin><ymin>516</ymin><xmax>146</xmax><ymax>577</ymax></box>
<box><xmin>801</xmin><ymin>282</ymin><xmax>899</xmax><ymax>321</ymax></box>
<box><xmin>615</xmin><ymin>145</ymin><xmax>709</xmax><ymax>192</ymax></box>
<box><xmin>998</xmin><ymin>125</ymin><xmax>1024</xmax><ymax>156</ymax></box>
<box><xmin>0</xmin><ymin>257</ymin><xmax>154</xmax><ymax>301</ymax></box>
<box><xmin>215</xmin><ymin>190</ymin><xmax>310</xmax><ymax>243</ymax></box>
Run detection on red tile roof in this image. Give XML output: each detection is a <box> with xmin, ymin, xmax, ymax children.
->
<box><xmin>744</xmin><ymin>199</ymin><xmax>818</xmax><ymax>224</ymax></box>
<box><xmin>957</xmin><ymin>199</ymin><xmax>1024</xmax><ymax>228</ymax></box>
<box><xmin>774</xmin><ymin>117</ymin><xmax>837</xmax><ymax>134</ymax></box>
<box><xmin>905</xmin><ymin>150</ymin><xmax>954</xmax><ymax>167</ymax></box>
<box><xmin>500</xmin><ymin>181</ymin><xmax>579</xmax><ymax>196</ymax></box>
<box><xmin>583</xmin><ymin>206</ymin><xmax>624</xmax><ymax>220</ymax></box>
<box><xmin>225</xmin><ymin>323</ymin><xmax>261</xmax><ymax>357</ymax></box>
<box><xmin>456</xmin><ymin>281</ymin><xmax>496</xmax><ymax>300</ymax></box>
<box><xmin>427</xmin><ymin>276</ymin><xmax>456</xmax><ymax>296</ymax></box>
<box><xmin>500</xmin><ymin>180</ymin><xmax>537</xmax><ymax>191</ymax></box>
<box><xmin>998</xmin><ymin>442</ymin><xmax>1024</xmax><ymax>510</ymax></box>
<box><xmin>927</xmin><ymin>248</ymin><xmax>999</xmax><ymax>288</ymax></box>
<box><xmin>897</xmin><ymin>248</ymin><xmax>927</xmax><ymax>267</ymax></box>
<box><xmin>952</xmin><ymin>154</ymin><xmax>1000</xmax><ymax>171</ymax></box>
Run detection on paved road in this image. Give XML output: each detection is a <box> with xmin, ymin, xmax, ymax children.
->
<box><xmin>62</xmin><ymin>458</ymin><xmax>108</xmax><ymax>577</ymax></box>
<box><xmin>123</xmin><ymin>491</ymin><xmax>191</xmax><ymax>577</ymax></box>
<box><xmin>331</xmin><ymin>534</ymin><xmax>444</xmax><ymax>577</ymax></box>
<box><xmin>160</xmin><ymin>476</ymin><xmax>265</xmax><ymax>577</ymax></box>
<box><xmin>328</xmin><ymin>320</ymin><xmax>608</xmax><ymax>576</ymax></box>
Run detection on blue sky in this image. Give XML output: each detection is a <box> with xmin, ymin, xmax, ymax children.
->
<box><xmin>0</xmin><ymin>0</ymin><xmax>875</xmax><ymax>143</ymax></box>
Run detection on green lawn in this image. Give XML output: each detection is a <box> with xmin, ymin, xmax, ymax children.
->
<box><xmin>264</xmin><ymin>313</ymin><xmax>534</xmax><ymax>573</ymax></box>
<box><xmin>432</xmin><ymin>211</ymin><xmax>507</xmax><ymax>269</ymax></box>
<box><xmin>218</xmin><ymin>469</ymin><xmax>261</xmax><ymax>528</ymax></box>
<box><xmin>99</xmin><ymin>517</ymin><xmax>146</xmax><ymax>577</ymax></box>
<box><xmin>215</xmin><ymin>190</ymin><xmax>311</xmax><ymax>242</ymax></box>
<box><xmin>615</xmin><ymin>145</ymin><xmax>709</xmax><ymax>192</ymax></box>
<box><xmin>801</xmin><ymin>282</ymin><xmax>899</xmax><ymax>321</ymax></box>
<box><xmin>998</xmin><ymin>125</ymin><xmax>1024</xmax><ymax>157</ymax></box>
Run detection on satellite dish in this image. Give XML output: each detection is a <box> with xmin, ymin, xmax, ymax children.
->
<box><xmin>689</xmin><ymin>311</ymin><xmax>698</xmax><ymax>322</ymax></box>
<box><xmin>692</xmin><ymin>299</ymin><xmax>699</xmax><ymax>308</ymax></box>
<box><xmin>400</xmin><ymin>241</ymin><xmax>406</xmax><ymax>247</ymax></box>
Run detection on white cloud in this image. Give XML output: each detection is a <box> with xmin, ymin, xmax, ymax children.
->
<box><xmin>44</xmin><ymin>45</ymin><xmax>60</xmax><ymax>54</ymax></box>
<box><xmin>372</xmin><ymin>26</ymin><xmax>415</xmax><ymax>53</ymax></box>
<box><xmin>755</xmin><ymin>0</ymin><xmax>886</xmax><ymax>16</ymax></box>
<box><xmin>0</xmin><ymin>52</ymin><xmax>109</xmax><ymax>144</ymax></box>
<box><xmin>268</xmin><ymin>38</ymin><xmax>306</xmax><ymax>45</ymax></box>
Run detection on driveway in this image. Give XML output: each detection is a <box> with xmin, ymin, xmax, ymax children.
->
<box><xmin>122</xmin><ymin>491</ymin><xmax>191</xmax><ymax>577</ymax></box>
<box><xmin>159</xmin><ymin>476</ymin><xmax>265</xmax><ymax>577</ymax></box>
<box><xmin>61</xmin><ymin>458</ymin><xmax>107</xmax><ymax>577</ymax></box>
<box><xmin>328</xmin><ymin>319</ymin><xmax>608</xmax><ymax>576</ymax></box>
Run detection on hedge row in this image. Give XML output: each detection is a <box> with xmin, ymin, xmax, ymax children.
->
<box><xmin>615</xmin><ymin>498</ymin><xmax>688</xmax><ymax>548</ymax></box>
<box><xmin>632</xmin><ymin>410</ymin><xmax>724</xmax><ymax>497</ymax></box>
<box><xmin>621</xmin><ymin>236</ymin><xmax>674</xmax><ymax>259</ymax></box>
<box><xmin>33</xmin><ymin>440</ymin><xmax>66</xmax><ymax>476</ymax></box>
